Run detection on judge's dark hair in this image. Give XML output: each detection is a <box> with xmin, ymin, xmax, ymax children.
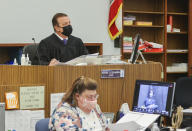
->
<box><xmin>52</xmin><ymin>13</ymin><xmax>68</xmax><ymax>27</ymax></box>
<box><xmin>62</xmin><ymin>76</ymin><xmax>98</xmax><ymax>107</ymax></box>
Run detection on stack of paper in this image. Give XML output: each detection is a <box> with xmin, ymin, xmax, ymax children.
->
<box><xmin>50</xmin><ymin>93</ymin><xmax>65</xmax><ymax>115</ymax></box>
<box><xmin>109</xmin><ymin>111</ymin><xmax>160</xmax><ymax>131</ymax></box>
<box><xmin>182</xmin><ymin>109</ymin><xmax>192</xmax><ymax>114</ymax></box>
<box><xmin>167</xmin><ymin>63</ymin><xmax>188</xmax><ymax>72</ymax></box>
<box><xmin>167</xmin><ymin>49</ymin><xmax>188</xmax><ymax>53</ymax></box>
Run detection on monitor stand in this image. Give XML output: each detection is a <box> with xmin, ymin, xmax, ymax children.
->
<box><xmin>128</xmin><ymin>50</ymin><xmax>147</xmax><ymax>64</ymax></box>
<box><xmin>136</xmin><ymin>50</ymin><xmax>147</xmax><ymax>64</ymax></box>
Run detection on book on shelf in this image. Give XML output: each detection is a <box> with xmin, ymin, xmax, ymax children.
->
<box><xmin>135</xmin><ymin>21</ymin><xmax>152</xmax><ymax>26</ymax></box>
<box><xmin>124</xmin><ymin>20</ymin><xmax>133</xmax><ymax>25</ymax></box>
<box><xmin>143</xmin><ymin>48</ymin><xmax>163</xmax><ymax>53</ymax></box>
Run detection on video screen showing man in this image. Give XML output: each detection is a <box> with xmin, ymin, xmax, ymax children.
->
<box><xmin>36</xmin><ymin>13</ymin><xmax>88</xmax><ymax>66</ymax></box>
<box><xmin>137</xmin><ymin>84</ymin><xmax>169</xmax><ymax>114</ymax></box>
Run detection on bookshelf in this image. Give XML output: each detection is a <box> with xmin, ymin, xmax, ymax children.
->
<box><xmin>122</xmin><ymin>0</ymin><xmax>192</xmax><ymax>82</ymax></box>
<box><xmin>166</xmin><ymin>0</ymin><xmax>190</xmax><ymax>81</ymax></box>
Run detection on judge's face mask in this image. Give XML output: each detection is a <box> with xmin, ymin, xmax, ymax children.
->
<box><xmin>62</xmin><ymin>25</ymin><xmax>73</xmax><ymax>36</ymax></box>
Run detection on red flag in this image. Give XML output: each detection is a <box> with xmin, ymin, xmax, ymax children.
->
<box><xmin>108</xmin><ymin>0</ymin><xmax>123</xmax><ymax>40</ymax></box>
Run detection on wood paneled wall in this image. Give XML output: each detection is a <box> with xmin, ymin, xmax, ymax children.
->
<box><xmin>0</xmin><ymin>63</ymin><xmax>161</xmax><ymax>117</ymax></box>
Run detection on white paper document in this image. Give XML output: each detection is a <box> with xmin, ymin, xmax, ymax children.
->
<box><xmin>30</xmin><ymin>110</ymin><xmax>45</xmax><ymax>131</ymax></box>
<box><xmin>5</xmin><ymin>110</ymin><xmax>31</xmax><ymax>131</ymax></box>
<box><xmin>176</xmin><ymin>129</ymin><xmax>186</xmax><ymax>131</ymax></box>
<box><xmin>86</xmin><ymin>53</ymin><xmax>99</xmax><ymax>58</ymax></box>
<box><xmin>50</xmin><ymin>93</ymin><xmax>65</xmax><ymax>115</ymax></box>
<box><xmin>5</xmin><ymin>110</ymin><xmax>45</xmax><ymax>131</ymax></box>
<box><xmin>20</xmin><ymin>86</ymin><xmax>45</xmax><ymax>109</ymax></box>
<box><xmin>109</xmin><ymin>121</ymin><xmax>142</xmax><ymax>131</ymax></box>
<box><xmin>116</xmin><ymin>111</ymin><xmax>160</xmax><ymax>130</ymax></box>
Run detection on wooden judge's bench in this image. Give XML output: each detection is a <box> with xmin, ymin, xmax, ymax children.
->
<box><xmin>0</xmin><ymin>60</ymin><xmax>162</xmax><ymax>118</ymax></box>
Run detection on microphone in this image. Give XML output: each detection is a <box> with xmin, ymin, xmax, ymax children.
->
<box><xmin>32</xmin><ymin>38</ymin><xmax>41</xmax><ymax>65</ymax></box>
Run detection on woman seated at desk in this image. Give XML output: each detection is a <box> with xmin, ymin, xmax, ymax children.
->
<box><xmin>49</xmin><ymin>76</ymin><xmax>109</xmax><ymax>131</ymax></box>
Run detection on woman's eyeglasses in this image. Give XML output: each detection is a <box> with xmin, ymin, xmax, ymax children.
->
<box><xmin>86</xmin><ymin>94</ymin><xmax>99</xmax><ymax>100</ymax></box>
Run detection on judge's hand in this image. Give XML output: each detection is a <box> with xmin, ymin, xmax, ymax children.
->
<box><xmin>49</xmin><ymin>58</ymin><xmax>59</xmax><ymax>66</ymax></box>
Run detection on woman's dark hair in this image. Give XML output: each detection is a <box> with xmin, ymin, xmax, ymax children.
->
<box><xmin>62</xmin><ymin>76</ymin><xmax>98</xmax><ymax>107</ymax></box>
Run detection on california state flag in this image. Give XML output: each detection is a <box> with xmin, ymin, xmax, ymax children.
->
<box><xmin>108</xmin><ymin>0</ymin><xmax>123</xmax><ymax>40</ymax></box>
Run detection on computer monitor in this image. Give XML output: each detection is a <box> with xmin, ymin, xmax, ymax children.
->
<box><xmin>129</xmin><ymin>34</ymin><xmax>140</xmax><ymax>64</ymax></box>
<box><xmin>132</xmin><ymin>80</ymin><xmax>175</xmax><ymax>117</ymax></box>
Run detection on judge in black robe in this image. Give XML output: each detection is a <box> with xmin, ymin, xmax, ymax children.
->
<box><xmin>37</xmin><ymin>33</ymin><xmax>88</xmax><ymax>65</ymax></box>
<box><xmin>34</xmin><ymin>13</ymin><xmax>88</xmax><ymax>65</ymax></box>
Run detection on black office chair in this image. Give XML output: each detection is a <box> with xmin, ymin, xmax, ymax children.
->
<box><xmin>174</xmin><ymin>77</ymin><xmax>192</xmax><ymax>108</ymax></box>
<box><xmin>174</xmin><ymin>77</ymin><xmax>192</xmax><ymax>128</ymax></box>
<box><xmin>23</xmin><ymin>44</ymin><xmax>39</xmax><ymax>65</ymax></box>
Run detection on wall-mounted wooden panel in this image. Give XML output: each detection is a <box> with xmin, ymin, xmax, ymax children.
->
<box><xmin>0</xmin><ymin>63</ymin><xmax>161</xmax><ymax>117</ymax></box>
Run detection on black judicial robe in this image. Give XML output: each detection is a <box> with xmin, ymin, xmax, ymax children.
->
<box><xmin>36</xmin><ymin>33</ymin><xmax>88</xmax><ymax>65</ymax></box>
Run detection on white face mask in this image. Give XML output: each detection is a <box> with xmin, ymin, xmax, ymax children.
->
<box><xmin>80</xmin><ymin>97</ymin><xmax>97</xmax><ymax>110</ymax></box>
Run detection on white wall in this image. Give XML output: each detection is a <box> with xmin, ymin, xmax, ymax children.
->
<box><xmin>0</xmin><ymin>0</ymin><xmax>120</xmax><ymax>55</ymax></box>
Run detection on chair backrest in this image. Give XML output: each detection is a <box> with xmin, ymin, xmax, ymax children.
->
<box><xmin>35</xmin><ymin>118</ymin><xmax>49</xmax><ymax>131</ymax></box>
<box><xmin>174</xmin><ymin>77</ymin><xmax>192</xmax><ymax>109</ymax></box>
<box><xmin>23</xmin><ymin>44</ymin><xmax>39</xmax><ymax>65</ymax></box>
